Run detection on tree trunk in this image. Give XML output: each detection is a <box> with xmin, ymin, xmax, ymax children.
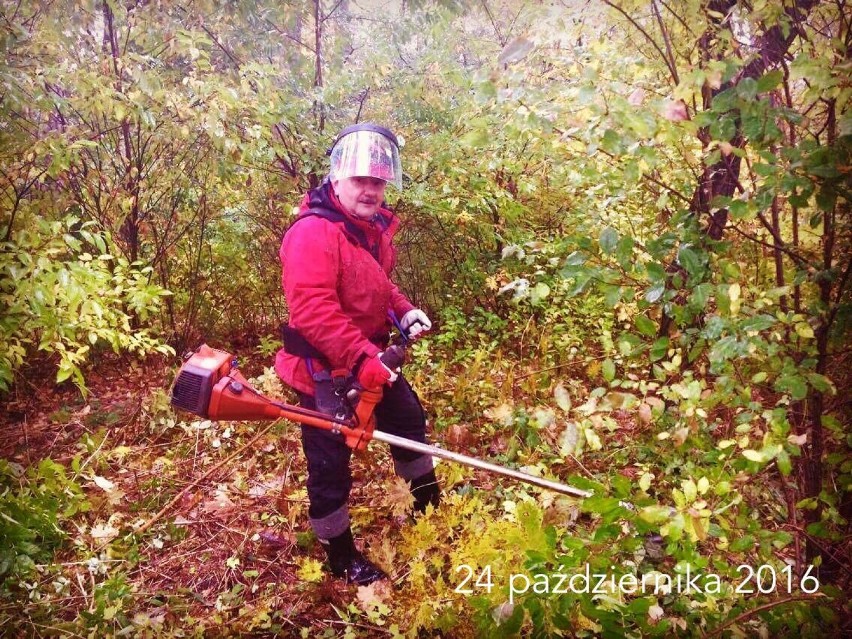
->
<box><xmin>313</xmin><ymin>0</ymin><xmax>325</xmax><ymax>132</ymax></box>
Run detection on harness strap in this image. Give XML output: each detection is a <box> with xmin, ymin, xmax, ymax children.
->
<box><xmin>289</xmin><ymin>205</ymin><xmax>388</xmax><ymax>261</ymax></box>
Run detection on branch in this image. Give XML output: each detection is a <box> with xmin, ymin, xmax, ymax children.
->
<box><xmin>706</xmin><ymin>595</ymin><xmax>827</xmax><ymax>638</ymax></box>
<box><xmin>321</xmin><ymin>0</ymin><xmax>346</xmax><ymax>23</ymax></box>
<box><xmin>657</xmin><ymin>0</ymin><xmax>693</xmax><ymax>36</ymax></box>
<box><xmin>729</xmin><ymin>222</ymin><xmax>816</xmax><ymax>269</ymax></box>
<box><xmin>480</xmin><ymin>0</ymin><xmax>505</xmax><ymax>46</ymax></box>
<box><xmin>651</xmin><ymin>0</ymin><xmax>679</xmax><ymax>84</ymax></box>
<box><xmin>736</xmin><ymin>0</ymin><xmax>820</xmax><ymax>82</ymax></box>
<box><xmin>132</xmin><ymin>421</ymin><xmax>280</xmax><ymax>536</ymax></box>
<box><xmin>602</xmin><ymin>0</ymin><xmax>679</xmax><ymax>85</ymax></box>
<box><xmin>201</xmin><ymin>24</ymin><xmax>242</xmax><ymax>68</ymax></box>
<box><xmin>552</xmin><ymin>126</ymin><xmax>692</xmax><ymax>205</ymax></box>
<box><xmin>264</xmin><ymin>18</ymin><xmax>314</xmax><ymax>53</ymax></box>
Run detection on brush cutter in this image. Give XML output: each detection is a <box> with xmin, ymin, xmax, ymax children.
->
<box><xmin>170</xmin><ymin>344</ymin><xmax>591</xmax><ymax>498</ymax></box>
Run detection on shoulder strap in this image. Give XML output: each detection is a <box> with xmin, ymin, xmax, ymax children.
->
<box><xmin>292</xmin><ymin>206</ymin><xmax>381</xmax><ymax>261</ymax></box>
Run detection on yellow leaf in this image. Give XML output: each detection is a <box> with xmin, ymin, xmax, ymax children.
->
<box><xmin>297</xmin><ymin>557</ymin><xmax>324</xmax><ymax>583</ymax></box>
<box><xmin>384</xmin><ymin>477</ymin><xmax>415</xmax><ymax>518</ymax></box>
<box><xmin>787</xmin><ymin>433</ymin><xmax>807</xmax><ymax>446</ymax></box>
<box><xmin>729</xmin><ymin>283</ymin><xmax>741</xmax><ymax>301</ymax></box>
<box><xmin>795</xmin><ymin>323</ymin><xmax>814</xmax><ymax>339</ymax></box>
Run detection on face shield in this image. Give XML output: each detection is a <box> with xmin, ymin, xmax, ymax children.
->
<box><xmin>329</xmin><ymin>127</ymin><xmax>403</xmax><ymax>190</ymax></box>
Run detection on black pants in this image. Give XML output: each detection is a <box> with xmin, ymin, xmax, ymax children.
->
<box><xmin>299</xmin><ymin>375</ymin><xmax>432</xmax><ymax>537</ymax></box>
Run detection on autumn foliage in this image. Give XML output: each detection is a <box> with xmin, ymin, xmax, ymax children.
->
<box><xmin>1</xmin><ymin>0</ymin><xmax>849</xmax><ymax>637</ymax></box>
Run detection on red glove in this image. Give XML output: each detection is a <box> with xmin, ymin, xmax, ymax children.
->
<box><xmin>357</xmin><ymin>353</ymin><xmax>398</xmax><ymax>389</ymax></box>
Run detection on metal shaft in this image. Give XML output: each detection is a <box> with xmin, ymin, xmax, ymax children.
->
<box><xmin>372</xmin><ymin>430</ymin><xmax>592</xmax><ymax>498</ymax></box>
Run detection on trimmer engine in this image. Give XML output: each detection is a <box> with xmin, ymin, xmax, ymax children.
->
<box><xmin>170</xmin><ymin>344</ymin><xmax>286</xmax><ymax>421</ymax></box>
<box><xmin>170</xmin><ymin>344</ymin><xmax>234</xmax><ymax>417</ymax></box>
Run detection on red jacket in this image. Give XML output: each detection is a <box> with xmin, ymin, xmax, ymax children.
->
<box><xmin>274</xmin><ymin>182</ymin><xmax>415</xmax><ymax>395</ymax></box>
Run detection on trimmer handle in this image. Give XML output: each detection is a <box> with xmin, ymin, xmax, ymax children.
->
<box><xmin>380</xmin><ymin>345</ymin><xmax>406</xmax><ymax>370</ymax></box>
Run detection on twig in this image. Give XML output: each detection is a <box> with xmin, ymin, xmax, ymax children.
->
<box><xmin>133</xmin><ymin>421</ymin><xmax>280</xmax><ymax>536</ymax></box>
<box><xmin>705</xmin><ymin>594</ymin><xmax>827</xmax><ymax>637</ymax></box>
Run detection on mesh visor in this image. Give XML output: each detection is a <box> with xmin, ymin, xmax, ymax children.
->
<box><xmin>329</xmin><ymin>130</ymin><xmax>402</xmax><ymax>190</ymax></box>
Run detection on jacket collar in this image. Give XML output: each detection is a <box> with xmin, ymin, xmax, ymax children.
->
<box><xmin>300</xmin><ymin>181</ymin><xmax>399</xmax><ymax>235</ymax></box>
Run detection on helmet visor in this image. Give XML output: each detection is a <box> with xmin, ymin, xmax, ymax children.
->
<box><xmin>329</xmin><ymin>130</ymin><xmax>402</xmax><ymax>190</ymax></box>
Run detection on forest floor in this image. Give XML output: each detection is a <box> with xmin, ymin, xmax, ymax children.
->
<box><xmin>1</xmin><ymin>353</ymin><xmax>513</xmax><ymax>635</ymax></box>
<box><xmin>2</xmin><ymin>350</ymin><xmax>849</xmax><ymax>636</ymax></box>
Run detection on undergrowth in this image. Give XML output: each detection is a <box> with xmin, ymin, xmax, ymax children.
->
<box><xmin>0</xmin><ymin>307</ymin><xmax>848</xmax><ymax>637</ymax></box>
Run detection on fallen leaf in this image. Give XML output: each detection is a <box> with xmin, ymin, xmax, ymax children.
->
<box><xmin>558</xmin><ymin>422</ymin><xmax>580</xmax><ymax>457</ymax></box>
<box><xmin>248</xmin><ymin>475</ymin><xmax>286</xmax><ymax>498</ymax></box>
<box><xmin>356</xmin><ymin>580</ymin><xmax>391</xmax><ymax>609</ymax></box>
<box><xmin>93</xmin><ymin>475</ymin><xmax>115</xmax><ymax>491</ymax></box>
<box><xmin>645</xmin><ymin>396</ymin><xmax>665</xmax><ymax>409</ymax></box>
<box><xmin>485</xmin><ymin>403</ymin><xmax>514</xmax><ymax>426</ymax></box>
<box><xmin>201</xmin><ymin>487</ymin><xmax>236</xmax><ymax>514</ymax></box>
<box><xmin>259</xmin><ymin>531</ymin><xmax>292</xmax><ymax>550</ymax></box>
<box><xmin>384</xmin><ymin>477</ymin><xmax>415</xmax><ymax>518</ymax></box>
<box><xmin>446</xmin><ymin>423</ymin><xmax>472</xmax><ymax>447</ymax></box>
<box><xmin>90</xmin><ymin>523</ymin><xmax>119</xmax><ymax>541</ymax></box>
<box><xmin>106</xmin><ymin>488</ymin><xmax>125</xmax><ymax>506</ymax></box>
<box><xmin>554</xmin><ymin>382</ymin><xmax>572</xmax><ymax>412</ymax></box>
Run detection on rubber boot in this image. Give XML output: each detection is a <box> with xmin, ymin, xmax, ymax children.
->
<box><xmin>321</xmin><ymin>528</ymin><xmax>387</xmax><ymax>586</ymax></box>
<box><xmin>410</xmin><ymin>469</ymin><xmax>440</xmax><ymax>514</ymax></box>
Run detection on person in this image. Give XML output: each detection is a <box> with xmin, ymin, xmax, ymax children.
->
<box><xmin>274</xmin><ymin>123</ymin><xmax>440</xmax><ymax>586</ymax></box>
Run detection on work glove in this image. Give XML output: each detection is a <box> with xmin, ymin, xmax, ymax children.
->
<box><xmin>357</xmin><ymin>353</ymin><xmax>399</xmax><ymax>389</ymax></box>
<box><xmin>400</xmin><ymin>309</ymin><xmax>432</xmax><ymax>338</ymax></box>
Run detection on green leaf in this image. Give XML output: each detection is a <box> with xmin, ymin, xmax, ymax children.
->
<box><xmin>677</xmin><ymin>246</ymin><xmax>702</xmax><ymax>277</ymax></box>
<box><xmin>581</xmin><ymin>496</ymin><xmax>625</xmax><ymax>516</ymax></box>
<box><xmin>602</xmin><ymin>285</ymin><xmax>622</xmax><ymax>308</ymax></box>
<box><xmin>737</xmin><ymin>77</ymin><xmax>759</xmax><ymax>100</ymax></box>
<box><xmin>756</xmin><ymin>70</ymin><xmax>783</xmax><ymax>92</ymax></box>
<box><xmin>639</xmin><ymin>505</ymin><xmax>672</xmax><ymax>524</ymax></box>
<box><xmin>635</xmin><ymin>315</ymin><xmax>657</xmax><ymax>337</ymax></box>
<box><xmin>777</xmin><ymin>449</ymin><xmax>792</xmax><ymax>476</ymax></box>
<box><xmin>599</xmin><ymin>227</ymin><xmax>619</xmax><ymax>254</ymax></box>
<box><xmin>690</xmin><ymin>283</ymin><xmax>712</xmax><ymax>310</ymax></box>
<box><xmin>740</xmin><ymin>314</ymin><xmax>776</xmax><ymax>332</ymax></box>
<box><xmin>530</xmin><ymin>282</ymin><xmax>551</xmax><ymax>304</ymax></box>
<box><xmin>775</xmin><ymin>374</ymin><xmax>808</xmax><ymax>400</ymax></box>
<box><xmin>807</xmin><ymin>373</ymin><xmax>833</xmax><ymax>394</ymax></box>
<box><xmin>645</xmin><ymin>284</ymin><xmax>665</xmax><ymax>304</ymax></box>
<box><xmin>742</xmin><ymin>449</ymin><xmax>767</xmax><ymax>463</ymax></box>
<box><xmin>729</xmin><ymin>534</ymin><xmax>754</xmax><ymax>552</ymax></box>
<box><xmin>709</xmin><ymin>335</ymin><xmax>741</xmax><ymax>363</ymax></box>
<box><xmin>564</xmin><ymin>251</ymin><xmax>585</xmax><ymax>267</ymax></box>
<box><xmin>56</xmin><ymin>363</ymin><xmax>73</xmax><ymax>384</ymax></box>
<box><xmin>649</xmin><ymin>337</ymin><xmax>669</xmax><ymax>361</ymax></box>
<box><xmin>616</xmin><ymin>235</ymin><xmax>634</xmax><ymax>268</ymax></box>
<box><xmin>711</xmin><ymin>116</ymin><xmax>737</xmax><ymax>141</ymax></box>
<box><xmin>602</xmin><ymin>358</ymin><xmax>616</xmax><ymax>383</ymax></box>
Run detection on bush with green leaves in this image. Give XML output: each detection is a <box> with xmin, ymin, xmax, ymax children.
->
<box><xmin>0</xmin><ymin>458</ymin><xmax>88</xmax><ymax>586</ymax></box>
<box><xmin>0</xmin><ymin>215</ymin><xmax>173</xmax><ymax>393</ymax></box>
